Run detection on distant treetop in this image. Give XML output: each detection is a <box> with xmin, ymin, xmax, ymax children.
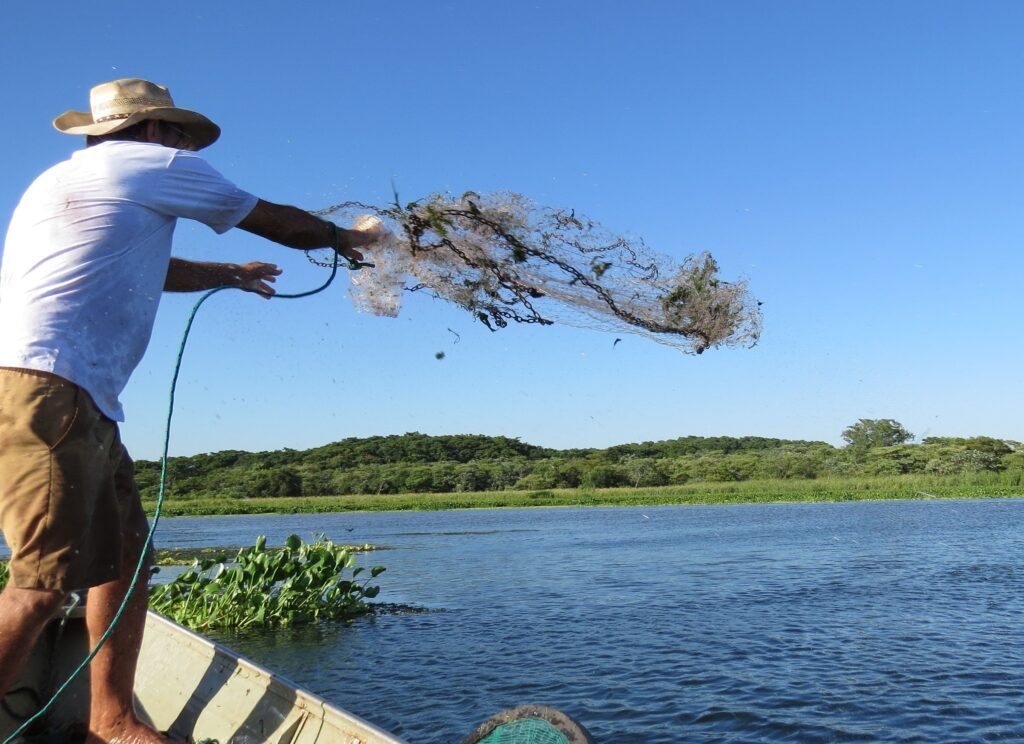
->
<box><xmin>841</xmin><ymin>419</ymin><xmax>914</xmax><ymax>449</ymax></box>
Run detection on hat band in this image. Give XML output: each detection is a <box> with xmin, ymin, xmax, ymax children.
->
<box><xmin>96</xmin><ymin>112</ymin><xmax>134</xmax><ymax>123</ymax></box>
<box><xmin>92</xmin><ymin>95</ymin><xmax>173</xmax><ymax>123</ymax></box>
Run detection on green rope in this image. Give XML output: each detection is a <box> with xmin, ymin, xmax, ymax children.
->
<box><xmin>3</xmin><ymin>249</ymin><xmax>347</xmax><ymax>744</ymax></box>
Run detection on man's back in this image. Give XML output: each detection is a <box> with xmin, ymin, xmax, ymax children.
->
<box><xmin>0</xmin><ymin>140</ymin><xmax>256</xmax><ymax>420</ymax></box>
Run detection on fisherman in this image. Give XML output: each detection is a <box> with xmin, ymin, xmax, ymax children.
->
<box><xmin>0</xmin><ymin>78</ymin><xmax>374</xmax><ymax>744</ymax></box>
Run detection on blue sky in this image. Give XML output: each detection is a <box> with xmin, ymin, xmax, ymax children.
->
<box><xmin>3</xmin><ymin>1</ymin><xmax>1023</xmax><ymax>459</ymax></box>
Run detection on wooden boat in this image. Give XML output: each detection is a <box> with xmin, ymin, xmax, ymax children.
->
<box><xmin>1</xmin><ymin>609</ymin><xmax>408</xmax><ymax>743</ymax></box>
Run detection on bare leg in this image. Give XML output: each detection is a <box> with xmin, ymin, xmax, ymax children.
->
<box><xmin>84</xmin><ymin>561</ymin><xmax>179</xmax><ymax>744</ymax></box>
<box><xmin>0</xmin><ymin>584</ymin><xmax>66</xmax><ymax>699</ymax></box>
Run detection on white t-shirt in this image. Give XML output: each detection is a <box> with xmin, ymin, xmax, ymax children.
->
<box><xmin>0</xmin><ymin>141</ymin><xmax>258</xmax><ymax>421</ymax></box>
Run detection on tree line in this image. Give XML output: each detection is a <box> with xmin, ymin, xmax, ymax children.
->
<box><xmin>133</xmin><ymin>421</ymin><xmax>1024</xmax><ymax>501</ymax></box>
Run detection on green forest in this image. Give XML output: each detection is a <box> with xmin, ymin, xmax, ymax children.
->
<box><xmin>135</xmin><ymin>419</ymin><xmax>1024</xmax><ymax>503</ymax></box>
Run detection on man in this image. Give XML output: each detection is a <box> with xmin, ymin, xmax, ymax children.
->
<box><xmin>0</xmin><ymin>78</ymin><xmax>375</xmax><ymax>744</ymax></box>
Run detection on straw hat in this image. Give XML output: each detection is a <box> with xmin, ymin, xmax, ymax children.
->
<box><xmin>53</xmin><ymin>78</ymin><xmax>220</xmax><ymax>150</ymax></box>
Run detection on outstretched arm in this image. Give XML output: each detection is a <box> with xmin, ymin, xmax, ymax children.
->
<box><xmin>236</xmin><ymin>199</ymin><xmax>372</xmax><ymax>262</ymax></box>
<box><xmin>164</xmin><ymin>258</ymin><xmax>283</xmax><ymax>298</ymax></box>
<box><xmin>165</xmin><ymin>200</ymin><xmax>379</xmax><ymax>298</ymax></box>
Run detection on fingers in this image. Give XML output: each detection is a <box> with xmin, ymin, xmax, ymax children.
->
<box><xmin>341</xmin><ymin>246</ymin><xmax>364</xmax><ymax>262</ymax></box>
<box><xmin>253</xmin><ymin>280</ymin><xmax>276</xmax><ymax>299</ymax></box>
<box><xmin>240</xmin><ymin>278</ymin><xmax>276</xmax><ymax>298</ymax></box>
<box><xmin>240</xmin><ymin>261</ymin><xmax>283</xmax><ymax>277</ymax></box>
<box><xmin>236</xmin><ymin>262</ymin><xmax>281</xmax><ymax>299</ymax></box>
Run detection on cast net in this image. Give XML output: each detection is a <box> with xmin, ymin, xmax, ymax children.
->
<box><xmin>309</xmin><ymin>192</ymin><xmax>761</xmax><ymax>354</ymax></box>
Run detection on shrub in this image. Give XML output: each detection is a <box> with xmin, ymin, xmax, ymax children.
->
<box><xmin>926</xmin><ymin>450</ymin><xmax>1006</xmax><ymax>475</ymax></box>
<box><xmin>246</xmin><ymin>467</ymin><xmax>303</xmax><ymax>498</ymax></box>
<box><xmin>582</xmin><ymin>464</ymin><xmax>626</xmax><ymax>489</ymax></box>
<box><xmin>512</xmin><ymin>472</ymin><xmax>557</xmax><ymax>490</ymax></box>
<box><xmin>455</xmin><ymin>464</ymin><xmax>492</xmax><ymax>492</ymax></box>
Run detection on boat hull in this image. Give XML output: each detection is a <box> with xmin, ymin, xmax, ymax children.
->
<box><xmin>1</xmin><ymin>610</ymin><xmax>407</xmax><ymax>744</ymax></box>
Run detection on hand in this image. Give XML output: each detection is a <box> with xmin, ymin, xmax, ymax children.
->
<box><xmin>351</xmin><ymin>214</ymin><xmax>386</xmax><ymax>243</ymax></box>
<box><xmin>234</xmin><ymin>261</ymin><xmax>282</xmax><ymax>299</ymax></box>
<box><xmin>336</xmin><ymin>239</ymin><xmax>366</xmax><ymax>264</ymax></box>
<box><xmin>343</xmin><ymin>214</ymin><xmax>390</xmax><ymax>256</ymax></box>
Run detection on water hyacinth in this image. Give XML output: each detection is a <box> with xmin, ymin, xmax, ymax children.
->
<box><xmin>148</xmin><ymin>535</ymin><xmax>385</xmax><ymax>631</ymax></box>
<box><xmin>311</xmin><ymin>192</ymin><xmax>762</xmax><ymax>354</ymax></box>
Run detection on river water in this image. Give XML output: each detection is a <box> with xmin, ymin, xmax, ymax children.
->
<box><xmin>144</xmin><ymin>499</ymin><xmax>1024</xmax><ymax>743</ymax></box>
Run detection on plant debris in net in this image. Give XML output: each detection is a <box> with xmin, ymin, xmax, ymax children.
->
<box><xmin>310</xmin><ymin>192</ymin><xmax>761</xmax><ymax>354</ymax></box>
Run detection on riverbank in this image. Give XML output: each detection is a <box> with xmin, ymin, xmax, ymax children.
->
<box><xmin>143</xmin><ymin>475</ymin><xmax>1023</xmax><ymax>516</ymax></box>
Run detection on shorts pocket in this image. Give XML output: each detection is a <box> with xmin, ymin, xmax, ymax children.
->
<box><xmin>31</xmin><ymin>380</ymin><xmax>81</xmax><ymax>451</ymax></box>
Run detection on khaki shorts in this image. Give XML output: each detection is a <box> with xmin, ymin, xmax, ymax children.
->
<box><xmin>0</xmin><ymin>368</ymin><xmax>149</xmax><ymax>592</ymax></box>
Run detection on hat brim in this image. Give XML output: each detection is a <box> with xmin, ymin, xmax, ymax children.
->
<box><xmin>53</xmin><ymin>106</ymin><xmax>220</xmax><ymax>150</ymax></box>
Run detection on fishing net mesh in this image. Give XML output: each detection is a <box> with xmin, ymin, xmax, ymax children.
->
<box><xmin>459</xmin><ymin>705</ymin><xmax>593</xmax><ymax>744</ymax></box>
<box><xmin>311</xmin><ymin>192</ymin><xmax>761</xmax><ymax>354</ymax></box>
<box><xmin>477</xmin><ymin>718</ymin><xmax>571</xmax><ymax>744</ymax></box>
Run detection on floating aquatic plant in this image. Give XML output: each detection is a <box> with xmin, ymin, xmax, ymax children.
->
<box><xmin>148</xmin><ymin>534</ymin><xmax>384</xmax><ymax>631</ymax></box>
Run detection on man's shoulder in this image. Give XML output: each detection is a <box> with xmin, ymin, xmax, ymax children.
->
<box><xmin>75</xmin><ymin>142</ymin><xmax>223</xmax><ymax>190</ymax></box>
<box><xmin>77</xmin><ymin>140</ymin><xmax>179</xmax><ymax>167</ymax></box>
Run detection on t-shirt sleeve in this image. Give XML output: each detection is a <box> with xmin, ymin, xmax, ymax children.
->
<box><xmin>148</xmin><ymin>151</ymin><xmax>259</xmax><ymax>234</ymax></box>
